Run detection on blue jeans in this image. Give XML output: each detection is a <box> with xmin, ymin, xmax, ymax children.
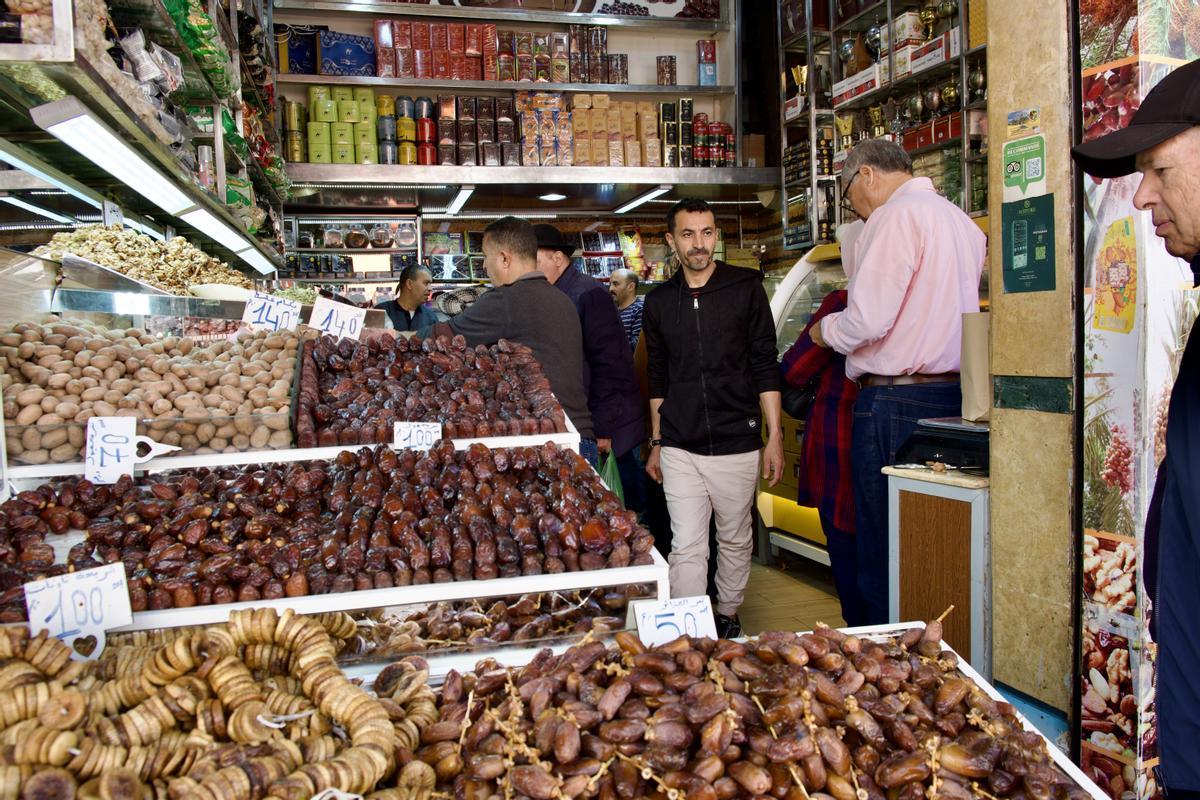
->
<box><xmin>615</xmin><ymin>447</ymin><xmax>646</xmax><ymax>513</ymax></box>
<box><xmin>851</xmin><ymin>382</ymin><xmax>961</xmax><ymax>624</ymax></box>
<box><xmin>580</xmin><ymin>439</ymin><xmax>599</xmax><ymax>468</ymax></box>
<box><xmin>820</xmin><ymin>512</ymin><xmax>866</xmax><ymax>627</ymax></box>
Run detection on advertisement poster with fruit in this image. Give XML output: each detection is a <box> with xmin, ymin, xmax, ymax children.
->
<box><xmin>1094</xmin><ymin>218</ymin><xmax>1138</xmax><ymax>334</ymax></box>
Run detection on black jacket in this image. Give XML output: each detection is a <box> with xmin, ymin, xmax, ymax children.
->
<box><xmin>644</xmin><ymin>260</ymin><xmax>779</xmax><ymax>456</ymax></box>
<box><xmin>377</xmin><ymin>300</ymin><xmax>442</xmax><ymax>332</ymax></box>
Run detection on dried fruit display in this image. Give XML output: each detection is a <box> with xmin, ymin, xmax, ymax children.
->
<box><xmin>294</xmin><ymin>334</ymin><xmax>568</xmax><ymax>449</ymax></box>
<box><xmin>384</xmin><ymin>621</ymin><xmax>1095</xmax><ymax>800</ymax></box>
<box><xmin>34</xmin><ymin>225</ymin><xmax>254</xmax><ymax>296</ymax></box>
<box><xmin>0</xmin><ymin>607</ymin><xmax>423</xmax><ymax>797</ymax></box>
<box><xmin>0</xmin><ymin>317</ymin><xmax>299</xmax><ymax>464</ymax></box>
<box><xmin>0</xmin><ymin>442</ymin><xmax>652</xmax><ymax>622</ymax></box>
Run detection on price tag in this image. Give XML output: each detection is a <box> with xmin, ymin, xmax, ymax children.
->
<box><xmin>309</xmin><ymin>295</ymin><xmax>366</xmax><ymax>340</ymax></box>
<box><xmin>85</xmin><ymin>417</ymin><xmax>181</xmax><ymax>484</ymax></box>
<box><xmin>393</xmin><ymin>421</ymin><xmax>442</xmax><ymax>452</ymax></box>
<box><xmin>242</xmin><ymin>291</ymin><xmax>302</xmax><ymax>332</ymax></box>
<box><xmin>23</xmin><ymin>563</ymin><xmax>132</xmax><ymax>660</ymax></box>
<box><xmin>631</xmin><ymin>596</ymin><xmax>718</xmax><ymax>647</ymax></box>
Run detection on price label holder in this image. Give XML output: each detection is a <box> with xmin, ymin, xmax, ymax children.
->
<box><xmin>23</xmin><ymin>562</ymin><xmax>132</xmax><ymax>660</ymax></box>
<box><xmin>630</xmin><ymin>595</ymin><xmax>718</xmax><ymax>647</ymax></box>
<box><xmin>242</xmin><ymin>291</ymin><xmax>302</xmax><ymax>332</ymax></box>
<box><xmin>393</xmin><ymin>421</ymin><xmax>442</xmax><ymax>452</ymax></box>
<box><xmin>309</xmin><ymin>296</ymin><xmax>366</xmax><ymax>340</ymax></box>
<box><xmin>85</xmin><ymin>417</ymin><xmax>181</xmax><ymax>484</ymax></box>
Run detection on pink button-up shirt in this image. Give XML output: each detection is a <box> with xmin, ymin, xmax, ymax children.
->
<box><xmin>820</xmin><ymin>177</ymin><xmax>986</xmax><ymax>380</ymax></box>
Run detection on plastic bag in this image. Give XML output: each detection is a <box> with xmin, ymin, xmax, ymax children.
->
<box><xmin>598</xmin><ymin>451</ymin><xmax>625</xmax><ymax>508</ymax></box>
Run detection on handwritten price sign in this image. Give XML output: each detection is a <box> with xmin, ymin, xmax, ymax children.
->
<box><xmin>393</xmin><ymin>421</ymin><xmax>442</xmax><ymax>452</ymax></box>
<box><xmin>309</xmin><ymin>296</ymin><xmax>366</xmax><ymax>340</ymax></box>
<box><xmin>84</xmin><ymin>417</ymin><xmax>180</xmax><ymax>484</ymax></box>
<box><xmin>24</xmin><ymin>562</ymin><xmax>132</xmax><ymax>660</ymax></box>
<box><xmin>242</xmin><ymin>291</ymin><xmax>302</xmax><ymax>332</ymax></box>
<box><xmin>632</xmin><ymin>596</ymin><xmax>717</xmax><ymax>647</ymax></box>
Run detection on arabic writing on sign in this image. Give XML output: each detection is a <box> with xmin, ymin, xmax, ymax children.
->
<box><xmin>242</xmin><ymin>291</ymin><xmax>302</xmax><ymax>332</ymax></box>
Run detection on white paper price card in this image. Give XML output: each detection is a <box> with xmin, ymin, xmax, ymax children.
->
<box><xmin>632</xmin><ymin>596</ymin><xmax>718</xmax><ymax>647</ymax></box>
<box><xmin>309</xmin><ymin>296</ymin><xmax>366</xmax><ymax>340</ymax></box>
<box><xmin>393</xmin><ymin>421</ymin><xmax>442</xmax><ymax>452</ymax></box>
<box><xmin>242</xmin><ymin>291</ymin><xmax>302</xmax><ymax>333</ymax></box>
<box><xmin>84</xmin><ymin>417</ymin><xmax>181</xmax><ymax>485</ymax></box>
<box><xmin>24</xmin><ymin>563</ymin><xmax>132</xmax><ymax>660</ymax></box>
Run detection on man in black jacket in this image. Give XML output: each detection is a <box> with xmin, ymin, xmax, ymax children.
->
<box><xmin>1072</xmin><ymin>58</ymin><xmax>1200</xmax><ymax>800</ymax></box>
<box><xmin>377</xmin><ymin>263</ymin><xmax>443</xmax><ymax>331</ymax></box>
<box><xmin>644</xmin><ymin>198</ymin><xmax>784</xmax><ymax>637</ymax></box>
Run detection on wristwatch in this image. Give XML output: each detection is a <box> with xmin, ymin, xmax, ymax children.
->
<box><xmin>648</xmin><ymin>438</ymin><xmax>662</xmax><ymax>447</ymax></box>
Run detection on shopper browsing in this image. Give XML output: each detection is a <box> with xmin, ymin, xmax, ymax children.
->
<box><xmin>609</xmin><ymin>268</ymin><xmax>645</xmax><ymax>352</ymax></box>
<box><xmin>643</xmin><ymin>197</ymin><xmax>784</xmax><ymax>638</ymax></box>
<box><xmin>417</xmin><ymin>217</ymin><xmax>596</xmax><ymax>456</ymax></box>
<box><xmin>377</xmin><ymin>263</ymin><xmax>442</xmax><ymax>332</ymax></box>
<box><xmin>810</xmin><ymin>139</ymin><xmax>986</xmax><ymax>625</ymax></box>
<box><xmin>533</xmin><ymin>225</ymin><xmax>645</xmax><ymax>502</ymax></box>
<box><xmin>1072</xmin><ymin>57</ymin><xmax>1200</xmax><ymax>800</ymax></box>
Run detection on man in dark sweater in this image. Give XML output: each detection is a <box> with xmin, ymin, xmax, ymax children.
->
<box><xmin>417</xmin><ymin>217</ymin><xmax>595</xmax><ymax>449</ymax></box>
<box><xmin>533</xmin><ymin>224</ymin><xmax>645</xmax><ymax>492</ymax></box>
<box><xmin>376</xmin><ymin>263</ymin><xmax>443</xmax><ymax>331</ymax></box>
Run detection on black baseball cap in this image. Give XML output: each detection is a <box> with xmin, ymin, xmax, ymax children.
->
<box><xmin>1072</xmin><ymin>58</ymin><xmax>1200</xmax><ymax>178</ymax></box>
<box><xmin>532</xmin><ymin>223</ymin><xmax>576</xmax><ymax>257</ymax></box>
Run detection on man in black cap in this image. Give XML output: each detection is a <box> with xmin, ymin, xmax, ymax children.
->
<box><xmin>1072</xmin><ymin>58</ymin><xmax>1200</xmax><ymax>800</ymax></box>
<box><xmin>534</xmin><ymin>224</ymin><xmax>645</xmax><ymax>492</ymax></box>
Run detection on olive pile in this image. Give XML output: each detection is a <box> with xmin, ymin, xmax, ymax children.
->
<box><xmin>0</xmin><ymin>442</ymin><xmax>652</xmax><ymax>622</ymax></box>
<box><xmin>295</xmin><ymin>334</ymin><xmax>568</xmax><ymax>448</ymax></box>
<box><xmin>398</xmin><ymin>622</ymin><xmax>1093</xmax><ymax>800</ymax></box>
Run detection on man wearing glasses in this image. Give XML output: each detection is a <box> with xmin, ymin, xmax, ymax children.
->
<box><xmin>810</xmin><ymin>139</ymin><xmax>986</xmax><ymax>625</ymax></box>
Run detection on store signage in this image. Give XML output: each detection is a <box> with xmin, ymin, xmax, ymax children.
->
<box><xmin>393</xmin><ymin>421</ymin><xmax>442</xmax><ymax>452</ymax></box>
<box><xmin>309</xmin><ymin>296</ymin><xmax>366</xmax><ymax>341</ymax></box>
<box><xmin>84</xmin><ymin>417</ymin><xmax>181</xmax><ymax>484</ymax></box>
<box><xmin>24</xmin><ymin>562</ymin><xmax>132</xmax><ymax>660</ymax></box>
<box><xmin>242</xmin><ymin>291</ymin><xmax>302</xmax><ymax>333</ymax></box>
<box><xmin>1001</xmin><ymin>194</ymin><xmax>1056</xmax><ymax>294</ymax></box>
<box><xmin>632</xmin><ymin>595</ymin><xmax>718</xmax><ymax>647</ymax></box>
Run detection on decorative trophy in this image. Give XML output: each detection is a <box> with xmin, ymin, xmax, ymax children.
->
<box><xmin>923</xmin><ymin>85</ymin><xmax>944</xmax><ymax>115</ymax></box>
<box><xmin>838</xmin><ymin>38</ymin><xmax>856</xmax><ymax>69</ymax></box>
<box><xmin>968</xmin><ymin>63</ymin><xmax>986</xmax><ymax>103</ymax></box>
<box><xmin>868</xmin><ymin>104</ymin><xmax>887</xmax><ymax>137</ymax></box>
<box><xmin>937</xmin><ymin>0</ymin><xmax>957</xmax><ymax>19</ymax></box>
<box><xmin>864</xmin><ymin>20</ymin><xmax>883</xmax><ymax>60</ymax></box>
<box><xmin>792</xmin><ymin>64</ymin><xmax>809</xmax><ymax>107</ymax></box>
<box><xmin>940</xmin><ymin>82</ymin><xmax>960</xmax><ymax>110</ymax></box>
<box><xmin>906</xmin><ymin>92</ymin><xmax>926</xmax><ymax>123</ymax></box>
<box><xmin>835</xmin><ymin>114</ymin><xmax>855</xmax><ymax>151</ymax></box>
<box><xmin>919</xmin><ymin>3</ymin><xmax>938</xmax><ymax>39</ymax></box>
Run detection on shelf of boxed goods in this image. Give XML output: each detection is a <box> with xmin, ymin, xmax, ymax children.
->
<box><xmin>107</xmin><ymin>0</ymin><xmax>225</xmax><ymax>105</ymax></box>
<box><xmin>276</xmin><ymin>73</ymin><xmax>734</xmax><ymax>97</ymax></box>
<box><xmin>831</xmin><ymin>57</ymin><xmax>961</xmax><ymax>112</ymax></box>
<box><xmin>284</xmin><ymin>163</ymin><xmax>778</xmax><ymax>187</ymax></box>
<box><xmin>271</xmin><ymin>0</ymin><xmax>730</xmax><ymax>32</ymax></box>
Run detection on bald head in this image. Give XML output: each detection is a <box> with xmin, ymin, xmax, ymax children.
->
<box><xmin>609</xmin><ymin>269</ymin><xmax>640</xmax><ymax>308</ymax></box>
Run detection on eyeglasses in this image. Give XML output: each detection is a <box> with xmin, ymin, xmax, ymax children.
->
<box><xmin>840</xmin><ymin>171</ymin><xmax>859</xmax><ymax>217</ymax></box>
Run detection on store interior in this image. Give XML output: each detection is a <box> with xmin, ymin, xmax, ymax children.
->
<box><xmin>0</xmin><ymin>0</ymin><xmax>1185</xmax><ymax>797</ymax></box>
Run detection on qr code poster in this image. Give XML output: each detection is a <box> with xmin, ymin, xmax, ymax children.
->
<box><xmin>1003</xmin><ymin>134</ymin><xmax>1049</xmax><ymax>202</ymax></box>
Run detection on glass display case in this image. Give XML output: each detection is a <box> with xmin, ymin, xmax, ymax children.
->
<box><xmin>765</xmin><ymin>244</ymin><xmax>849</xmax><ymax>357</ymax></box>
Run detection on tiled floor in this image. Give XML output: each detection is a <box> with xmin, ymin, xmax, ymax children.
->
<box><xmin>738</xmin><ymin>558</ymin><xmax>845</xmax><ymax>635</ymax></box>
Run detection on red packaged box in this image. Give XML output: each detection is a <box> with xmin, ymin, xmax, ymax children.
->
<box><xmin>498</xmin><ymin>31</ymin><xmax>515</xmax><ymax>56</ymax></box>
<box><xmin>588</xmin><ymin>59</ymin><xmax>606</xmax><ymax>84</ymax></box>
<box><xmin>483</xmin><ymin>54</ymin><xmax>497</xmax><ymax>81</ymax></box>
<box><xmin>498</xmin><ymin>54</ymin><xmax>516</xmax><ymax>81</ymax></box>
<box><xmin>451</xmin><ymin>53</ymin><xmax>469</xmax><ymax>80</ymax></box>
<box><xmin>517</xmin><ymin>54</ymin><xmax>534</xmax><ymax>81</ymax></box>
<box><xmin>569</xmin><ymin>53</ymin><xmax>586</xmax><ymax>83</ymax></box>
<box><xmin>374</xmin><ymin>20</ymin><xmax>394</xmax><ymax>50</ymax></box>
<box><xmin>413</xmin><ymin>49</ymin><xmax>432</xmax><ymax>78</ymax></box>
<box><xmin>438</xmin><ymin>119</ymin><xmax>456</xmax><ymax>144</ymax></box>
<box><xmin>396</xmin><ymin>48</ymin><xmax>415</xmax><ymax>78</ymax></box>
<box><xmin>534</xmin><ymin>55</ymin><xmax>551</xmax><ymax>82</ymax></box>
<box><xmin>467</xmin><ymin>56</ymin><xmax>483</xmax><ymax>80</ymax></box>
<box><xmin>437</xmin><ymin>95</ymin><xmax>456</xmax><ymax>119</ymax></box>
<box><xmin>483</xmin><ymin>24</ymin><xmax>498</xmax><ymax>55</ymax></box>
<box><xmin>433</xmin><ymin>50</ymin><xmax>451</xmax><ymax>78</ymax></box>
<box><xmin>376</xmin><ymin>47</ymin><xmax>396</xmax><ymax>78</ymax></box>
<box><xmin>516</xmin><ymin>32</ymin><xmax>533</xmax><ymax>56</ymax></box>
<box><xmin>448</xmin><ymin>23</ymin><xmax>465</xmax><ymax>52</ymax></box>
<box><xmin>696</xmin><ymin>39</ymin><xmax>717</xmax><ymax>63</ymax></box>
<box><xmin>392</xmin><ymin>21</ymin><xmax>412</xmax><ymax>50</ymax></box>
<box><xmin>465</xmin><ymin>24</ymin><xmax>482</xmax><ymax>56</ymax></box>
<box><xmin>430</xmin><ymin>22</ymin><xmax>448</xmax><ymax>50</ymax></box>
<box><xmin>411</xmin><ymin>21</ymin><xmax>431</xmax><ymax>50</ymax></box>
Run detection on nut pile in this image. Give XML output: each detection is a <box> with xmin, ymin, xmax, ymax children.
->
<box><xmin>294</xmin><ymin>334</ymin><xmax>568</xmax><ymax>448</ymax></box>
<box><xmin>396</xmin><ymin>622</ymin><xmax>1093</xmax><ymax>800</ymax></box>
<box><xmin>0</xmin><ymin>441</ymin><xmax>652</xmax><ymax>622</ymax></box>
<box><xmin>0</xmin><ymin>608</ymin><xmax>427</xmax><ymax>798</ymax></box>
<box><xmin>0</xmin><ymin>317</ymin><xmax>299</xmax><ymax>464</ymax></box>
<box><xmin>35</xmin><ymin>225</ymin><xmax>254</xmax><ymax>296</ymax></box>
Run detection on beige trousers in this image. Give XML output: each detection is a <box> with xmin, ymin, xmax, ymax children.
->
<box><xmin>660</xmin><ymin>446</ymin><xmax>761</xmax><ymax>617</ymax></box>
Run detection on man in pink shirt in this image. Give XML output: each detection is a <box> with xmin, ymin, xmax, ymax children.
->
<box><xmin>811</xmin><ymin>139</ymin><xmax>986</xmax><ymax>624</ymax></box>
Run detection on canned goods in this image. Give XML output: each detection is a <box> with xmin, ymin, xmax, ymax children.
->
<box><xmin>312</xmin><ymin>99</ymin><xmax>337</xmax><ymax>123</ymax></box>
<box><xmin>413</xmin><ymin>96</ymin><xmax>433</xmax><ymax>118</ymax></box>
<box><xmin>284</xmin><ymin>101</ymin><xmax>305</xmax><ymax>131</ymax></box>
<box><xmin>694</xmin><ymin>145</ymin><xmax>709</xmax><ymax>166</ymax></box>
<box><xmin>693</xmin><ymin>121</ymin><xmax>708</xmax><ymax>146</ymax></box>
<box><xmin>418</xmin><ymin>143</ymin><xmax>436</xmax><ymax>165</ymax></box>
<box><xmin>380</xmin><ymin>140</ymin><xmax>398</xmax><ymax>164</ymax></box>
<box><xmin>306</xmin><ymin>85</ymin><xmax>330</xmax><ymax>109</ymax></box>
<box><xmin>399</xmin><ymin>142</ymin><xmax>418</xmax><ymax>164</ymax></box>
<box><xmin>376</xmin><ymin>94</ymin><xmax>395</xmax><ymax>117</ymax></box>
<box><xmin>397</xmin><ymin>116</ymin><xmax>416</xmax><ymax>143</ymax></box>
<box><xmin>377</xmin><ymin>115</ymin><xmax>397</xmax><ymax>141</ymax></box>
<box><xmin>285</xmin><ymin>130</ymin><xmax>305</xmax><ymax>162</ymax></box>
<box><xmin>337</xmin><ymin>100</ymin><xmax>359</xmax><ymax>123</ymax></box>
<box><xmin>396</xmin><ymin>95</ymin><xmax>416</xmax><ymax>119</ymax></box>
<box><xmin>416</xmin><ymin>116</ymin><xmax>436</xmax><ymax>143</ymax></box>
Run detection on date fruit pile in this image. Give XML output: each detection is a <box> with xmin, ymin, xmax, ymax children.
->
<box><xmin>0</xmin><ymin>607</ymin><xmax>435</xmax><ymax>798</ymax></box>
<box><xmin>0</xmin><ymin>441</ymin><xmax>651</xmax><ymax>622</ymax></box>
<box><xmin>294</xmin><ymin>334</ymin><xmax>568</xmax><ymax>448</ymax></box>
<box><xmin>397</xmin><ymin>622</ymin><xmax>1093</xmax><ymax>800</ymax></box>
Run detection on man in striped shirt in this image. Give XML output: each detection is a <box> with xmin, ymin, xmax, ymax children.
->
<box><xmin>610</xmin><ymin>268</ymin><xmax>644</xmax><ymax>352</ymax></box>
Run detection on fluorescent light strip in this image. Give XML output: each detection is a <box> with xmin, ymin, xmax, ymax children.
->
<box><xmin>539</xmin><ymin>193</ymin><xmax>567</xmax><ymax>201</ymax></box>
<box><xmin>239</xmin><ymin>247</ymin><xmax>279</xmax><ymax>275</ymax></box>
<box><xmin>423</xmin><ymin>212</ymin><xmax>560</xmax><ymax>220</ymax></box>
<box><xmin>614</xmin><ymin>185</ymin><xmax>672</xmax><ymax>214</ymax></box>
<box><xmin>124</xmin><ymin>218</ymin><xmax>165</xmax><ymax>241</ymax></box>
<box><xmin>0</xmin><ymin>221</ymin><xmax>75</xmax><ymax>231</ymax></box>
<box><xmin>179</xmin><ymin>208</ymin><xmax>251</xmax><ymax>253</ymax></box>
<box><xmin>446</xmin><ymin>185</ymin><xmax>474</xmax><ymax>215</ymax></box>
<box><xmin>646</xmin><ymin>198</ymin><xmax>760</xmax><ymax>205</ymax></box>
<box><xmin>292</xmin><ymin>183</ymin><xmax>450</xmax><ymax>190</ymax></box>
<box><xmin>0</xmin><ymin>139</ymin><xmax>101</xmax><ymax>209</ymax></box>
<box><xmin>0</xmin><ymin>196</ymin><xmax>75</xmax><ymax>224</ymax></box>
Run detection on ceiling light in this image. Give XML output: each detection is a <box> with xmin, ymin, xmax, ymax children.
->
<box><xmin>31</xmin><ymin>97</ymin><xmax>192</xmax><ymax>215</ymax></box>
<box><xmin>123</xmin><ymin>218</ymin><xmax>165</xmax><ymax>241</ymax></box>
<box><xmin>179</xmin><ymin>208</ymin><xmax>251</xmax><ymax>253</ymax></box>
<box><xmin>0</xmin><ymin>138</ymin><xmax>101</xmax><ymax>208</ymax></box>
<box><xmin>446</xmin><ymin>185</ymin><xmax>474</xmax><ymax>215</ymax></box>
<box><xmin>0</xmin><ymin>196</ymin><xmax>74</xmax><ymax>224</ymax></box>
<box><xmin>614</xmin><ymin>185</ymin><xmax>672</xmax><ymax>214</ymax></box>
<box><xmin>539</xmin><ymin>193</ymin><xmax>567</xmax><ymax>202</ymax></box>
<box><xmin>239</xmin><ymin>247</ymin><xmax>279</xmax><ymax>275</ymax></box>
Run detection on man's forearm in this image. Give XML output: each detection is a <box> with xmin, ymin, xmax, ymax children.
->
<box><xmin>760</xmin><ymin>390</ymin><xmax>782</xmax><ymax>438</ymax></box>
<box><xmin>649</xmin><ymin>398</ymin><xmax>664</xmax><ymax>439</ymax></box>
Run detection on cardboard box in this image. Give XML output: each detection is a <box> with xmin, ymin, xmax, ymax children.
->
<box><xmin>698</xmin><ymin>63</ymin><xmax>718</xmax><ymax>86</ymax></box>
<box><xmin>621</xmin><ymin>114</ymin><xmax>638</xmax><ymax>140</ymax></box>
<box><xmin>573</xmin><ymin>93</ymin><xmax>592</xmax><ymax>109</ymax></box>
<box><xmin>783</xmin><ymin>95</ymin><xmax>802</xmax><ymax>121</ymax></box>
<box><xmin>590</xmin><ymin>109</ymin><xmax>606</xmax><ymax>134</ymax></box>
<box><xmin>413</xmin><ymin>49</ymin><xmax>432</xmax><ymax>78</ymax></box>
<box><xmin>448</xmin><ymin>23</ymin><xmax>465</xmax><ymax>52</ymax></box>
<box><xmin>433</xmin><ymin>50</ymin><xmax>451</xmax><ymax>78</ymax></box>
<box><xmin>742</xmin><ymin>133</ymin><xmax>766</xmax><ymax>167</ymax></box>
<box><xmin>574</xmin><ymin>138</ymin><xmax>590</xmax><ymax>166</ymax></box>
<box><xmin>572</xmin><ymin>111</ymin><xmax>590</xmax><ymax>134</ymax></box>
<box><xmin>465</xmin><ymin>23</ymin><xmax>483</xmax><ymax>55</ymax></box>
<box><xmin>624</xmin><ymin>140</ymin><xmax>642</xmax><ymax>167</ymax></box>
<box><xmin>879</xmin><ymin>44</ymin><xmax>913</xmax><ymax>82</ymax></box>
<box><xmin>429</xmin><ymin>22</ymin><xmax>448</xmax><ymax>50</ymax></box>
<box><xmin>910</xmin><ymin>29</ymin><xmax>956</xmax><ymax>74</ymax></box>
<box><xmin>411</xmin><ymin>21</ymin><xmax>430</xmax><ymax>50</ymax></box>
<box><xmin>317</xmin><ymin>31</ymin><xmax>376</xmax><ymax>77</ymax></box>
<box><xmin>591</xmin><ymin>93</ymin><xmax>611</xmax><ymax>110</ymax></box>
<box><xmin>392</xmin><ymin>21</ymin><xmax>412</xmax><ymax>50</ymax></box>
<box><xmin>592</xmin><ymin>133</ymin><xmax>609</xmax><ymax>164</ymax></box>
<box><xmin>605</xmin><ymin>108</ymin><xmax>622</xmax><ymax>134</ymax></box>
<box><xmin>881</xmin><ymin>11</ymin><xmax>923</xmax><ymax>51</ymax></box>
<box><xmin>641</xmin><ymin>138</ymin><xmax>661</xmax><ymax>167</ymax></box>
<box><xmin>396</xmin><ymin>48</ymin><xmax>414</xmax><ymax>78</ymax></box>
<box><xmin>636</xmin><ymin>112</ymin><xmax>657</xmax><ymax>141</ymax></box>
<box><xmin>832</xmin><ymin>64</ymin><xmax>882</xmax><ymax>107</ymax></box>
<box><xmin>608</xmin><ymin>140</ymin><xmax>625</xmax><ymax>167</ymax></box>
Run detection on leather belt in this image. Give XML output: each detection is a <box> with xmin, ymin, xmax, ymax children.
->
<box><xmin>858</xmin><ymin>372</ymin><xmax>960</xmax><ymax>388</ymax></box>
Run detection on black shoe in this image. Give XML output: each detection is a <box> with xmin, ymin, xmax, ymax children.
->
<box><xmin>715</xmin><ymin>613</ymin><xmax>742</xmax><ymax>639</ymax></box>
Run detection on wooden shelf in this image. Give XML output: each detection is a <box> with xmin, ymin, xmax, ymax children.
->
<box><xmin>277</xmin><ymin>74</ymin><xmax>733</xmax><ymax>97</ymax></box>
